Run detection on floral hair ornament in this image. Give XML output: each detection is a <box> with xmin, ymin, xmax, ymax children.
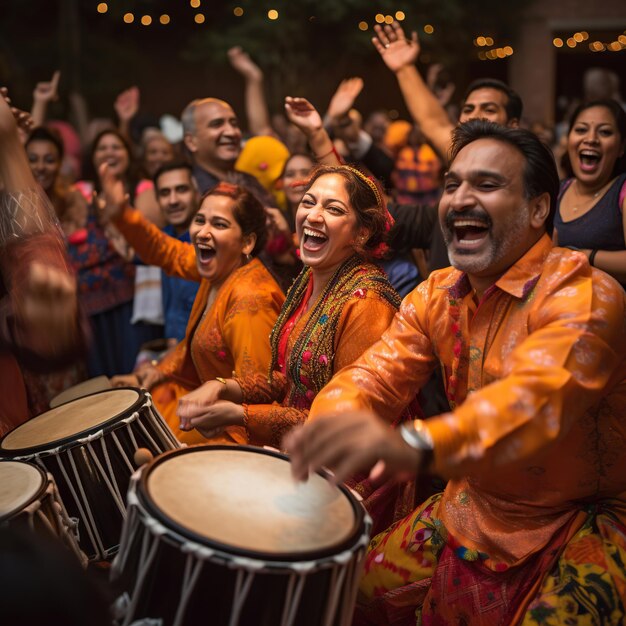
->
<box><xmin>341</xmin><ymin>165</ymin><xmax>394</xmax><ymax>259</ymax></box>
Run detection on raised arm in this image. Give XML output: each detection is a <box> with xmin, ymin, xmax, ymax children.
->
<box><xmin>98</xmin><ymin>163</ymin><xmax>199</xmax><ymax>279</ymax></box>
<box><xmin>30</xmin><ymin>71</ymin><xmax>60</xmax><ymax>129</ymax></box>
<box><xmin>284</xmin><ymin>97</ymin><xmax>341</xmax><ymax>166</ymax></box>
<box><xmin>114</xmin><ymin>86</ymin><xmax>140</xmax><ymax>144</ymax></box>
<box><xmin>0</xmin><ymin>90</ymin><xmax>84</xmax><ymax>364</ymax></box>
<box><xmin>228</xmin><ymin>46</ymin><xmax>274</xmax><ymax>137</ymax></box>
<box><xmin>373</xmin><ymin>22</ymin><xmax>454</xmax><ymax>159</ymax></box>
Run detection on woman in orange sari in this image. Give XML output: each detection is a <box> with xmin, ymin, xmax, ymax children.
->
<box><xmin>104</xmin><ymin>173</ymin><xmax>284</xmax><ymax>444</ymax></box>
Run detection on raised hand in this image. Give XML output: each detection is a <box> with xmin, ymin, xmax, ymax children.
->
<box><xmin>326</xmin><ymin>78</ymin><xmax>364</xmax><ymax>121</ymax></box>
<box><xmin>284</xmin><ymin>97</ymin><xmax>323</xmax><ymax>137</ymax></box>
<box><xmin>427</xmin><ymin>63</ymin><xmax>456</xmax><ymax>107</ymax></box>
<box><xmin>372</xmin><ymin>22</ymin><xmax>420</xmax><ymax>73</ymax></box>
<box><xmin>114</xmin><ymin>86</ymin><xmax>140</xmax><ymax>123</ymax></box>
<box><xmin>33</xmin><ymin>70</ymin><xmax>60</xmax><ymax>105</ymax></box>
<box><xmin>0</xmin><ymin>87</ymin><xmax>33</xmax><ymax>137</ymax></box>
<box><xmin>97</xmin><ymin>162</ymin><xmax>128</xmax><ymax>221</ymax></box>
<box><xmin>228</xmin><ymin>46</ymin><xmax>263</xmax><ymax>81</ymax></box>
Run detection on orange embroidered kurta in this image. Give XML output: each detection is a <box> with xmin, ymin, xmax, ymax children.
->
<box><xmin>114</xmin><ymin>207</ymin><xmax>285</xmax><ymax>444</ymax></box>
<box><xmin>310</xmin><ymin>235</ymin><xmax>626</xmax><ymax>568</ymax></box>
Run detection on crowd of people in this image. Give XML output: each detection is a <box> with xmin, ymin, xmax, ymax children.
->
<box><xmin>1</xmin><ymin>19</ymin><xmax>626</xmax><ymax>626</ymax></box>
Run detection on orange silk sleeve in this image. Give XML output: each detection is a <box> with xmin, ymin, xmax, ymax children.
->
<box><xmin>427</xmin><ymin>269</ymin><xmax>626</xmax><ymax>480</ymax></box>
<box><xmin>114</xmin><ymin>206</ymin><xmax>199</xmax><ymax>281</ymax></box>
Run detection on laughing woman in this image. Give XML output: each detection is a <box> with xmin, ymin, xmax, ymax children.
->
<box><xmin>102</xmin><ymin>168</ymin><xmax>285</xmax><ymax>444</ymax></box>
<box><xmin>554</xmin><ymin>99</ymin><xmax>626</xmax><ymax>287</ymax></box>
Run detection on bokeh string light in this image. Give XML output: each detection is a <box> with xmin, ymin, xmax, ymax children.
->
<box><xmin>92</xmin><ymin>3</ymin><xmax>626</xmax><ymax>54</ymax></box>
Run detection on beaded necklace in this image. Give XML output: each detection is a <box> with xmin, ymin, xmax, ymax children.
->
<box><xmin>269</xmin><ymin>255</ymin><xmax>401</xmax><ymax>408</ymax></box>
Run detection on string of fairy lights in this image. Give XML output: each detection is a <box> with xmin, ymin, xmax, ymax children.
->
<box><xmin>95</xmin><ymin>2</ymin><xmax>626</xmax><ymax>59</ymax></box>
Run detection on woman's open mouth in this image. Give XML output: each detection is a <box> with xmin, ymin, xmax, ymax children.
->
<box><xmin>578</xmin><ymin>150</ymin><xmax>601</xmax><ymax>174</ymax></box>
<box><xmin>302</xmin><ymin>227</ymin><xmax>328</xmax><ymax>252</ymax></box>
<box><xmin>196</xmin><ymin>244</ymin><xmax>216</xmax><ymax>264</ymax></box>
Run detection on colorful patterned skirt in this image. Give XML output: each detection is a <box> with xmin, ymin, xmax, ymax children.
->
<box><xmin>355</xmin><ymin>494</ymin><xmax>626</xmax><ymax>626</ymax></box>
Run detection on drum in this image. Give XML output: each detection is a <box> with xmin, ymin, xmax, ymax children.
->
<box><xmin>0</xmin><ymin>460</ymin><xmax>86</xmax><ymax>566</ymax></box>
<box><xmin>49</xmin><ymin>375</ymin><xmax>112</xmax><ymax>409</ymax></box>
<box><xmin>0</xmin><ymin>388</ymin><xmax>180</xmax><ymax>561</ymax></box>
<box><xmin>111</xmin><ymin>445</ymin><xmax>372</xmax><ymax>626</ymax></box>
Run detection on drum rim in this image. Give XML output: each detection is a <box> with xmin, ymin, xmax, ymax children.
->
<box><xmin>0</xmin><ymin>387</ymin><xmax>146</xmax><ymax>456</ymax></box>
<box><xmin>0</xmin><ymin>460</ymin><xmax>47</xmax><ymax>522</ymax></box>
<box><xmin>138</xmin><ymin>444</ymin><xmax>366</xmax><ymax>563</ymax></box>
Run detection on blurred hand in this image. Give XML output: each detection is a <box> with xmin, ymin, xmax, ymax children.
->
<box><xmin>372</xmin><ymin>22</ymin><xmax>420</xmax><ymax>73</ymax></box>
<box><xmin>0</xmin><ymin>87</ymin><xmax>33</xmax><ymax>137</ymax></box>
<box><xmin>427</xmin><ymin>63</ymin><xmax>455</xmax><ymax>107</ymax></box>
<box><xmin>228</xmin><ymin>46</ymin><xmax>263</xmax><ymax>81</ymax></box>
<box><xmin>114</xmin><ymin>86</ymin><xmax>140</xmax><ymax>123</ymax></box>
<box><xmin>111</xmin><ymin>373</ymin><xmax>141</xmax><ymax>388</ymax></box>
<box><xmin>33</xmin><ymin>71</ymin><xmax>60</xmax><ymax>104</ymax></box>
<box><xmin>97</xmin><ymin>162</ymin><xmax>128</xmax><ymax>222</ymax></box>
<box><xmin>283</xmin><ymin>410</ymin><xmax>422</xmax><ymax>485</ymax></box>
<box><xmin>16</xmin><ymin>262</ymin><xmax>78</xmax><ymax>359</ymax></box>
<box><xmin>284</xmin><ymin>97</ymin><xmax>323</xmax><ymax>137</ymax></box>
<box><xmin>326</xmin><ymin>78</ymin><xmax>364</xmax><ymax>122</ymax></box>
<box><xmin>177</xmin><ymin>380</ymin><xmax>229</xmax><ymax>430</ymax></box>
<box><xmin>265</xmin><ymin>207</ymin><xmax>291</xmax><ymax>236</ymax></box>
<box><xmin>178</xmin><ymin>399</ymin><xmax>244</xmax><ymax>439</ymax></box>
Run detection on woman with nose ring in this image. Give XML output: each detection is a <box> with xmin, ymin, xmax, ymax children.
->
<box><xmin>554</xmin><ymin>99</ymin><xmax>626</xmax><ymax>287</ymax></box>
<box><xmin>178</xmin><ymin>162</ymin><xmax>420</xmax><ymax>531</ymax></box>
<box><xmin>101</xmin><ymin>164</ymin><xmax>285</xmax><ymax>445</ymax></box>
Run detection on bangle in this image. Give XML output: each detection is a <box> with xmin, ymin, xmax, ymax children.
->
<box><xmin>215</xmin><ymin>377</ymin><xmax>227</xmax><ymax>385</ymax></box>
<box><xmin>315</xmin><ymin>147</ymin><xmax>336</xmax><ymax>160</ymax></box>
<box><xmin>589</xmin><ymin>249</ymin><xmax>598</xmax><ymax>267</ymax></box>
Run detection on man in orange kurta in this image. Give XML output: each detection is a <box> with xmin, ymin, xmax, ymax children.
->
<box><xmin>286</xmin><ymin>121</ymin><xmax>626</xmax><ymax>625</ymax></box>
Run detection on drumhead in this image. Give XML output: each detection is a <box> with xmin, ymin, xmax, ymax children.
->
<box><xmin>143</xmin><ymin>446</ymin><xmax>361</xmax><ymax>561</ymax></box>
<box><xmin>0</xmin><ymin>461</ymin><xmax>46</xmax><ymax>520</ymax></box>
<box><xmin>0</xmin><ymin>389</ymin><xmax>142</xmax><ymax>452</ymax></box>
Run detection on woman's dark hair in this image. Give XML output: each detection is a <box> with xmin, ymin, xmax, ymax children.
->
<box><xmin>561</xmin><ymin>99</ymin><xmax>626</xmax><ymax>179</ymax></box>
<box><xmin>449</xmin><ymin>119</ymin><xmax>560</xmax><ymax>235</ymax></box>
<box><xmin>86</xmin><ymin>129</ymin><xmax>141</xmax><ymax>201</ymax></box>
<box><xmin>201</xmin><ymin>182</ymin><xmax>268</xmax><ymax>256</ymax></box>
<box><xmin>279</xmin><ymin>152</ymin><xmax>315</xmax><ymax>180</ymax></box>
<box><xmin>25</xmin><ymin>126</ymin><xmax>65</xmax><ymax>160</ymax></box>
<box><xmin>304</xmin><ymin>164</ymin><xmax>390</xmax><ymax>259</ymax></box>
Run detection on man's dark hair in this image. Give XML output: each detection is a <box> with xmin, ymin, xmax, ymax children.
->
<box><xmin>153</xmin><ymin>161</ymin><xmax>194</xmax><ymax>189</ymax></box>
<box><xmin>449</xmin><ymin>119</ymin><xmax>559</xmax><ymax>235</ymax></box>
<box><xmin>464</xmin><ymin>78</ymin><xmax>523</xmax><ymax>122</ymax></box>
